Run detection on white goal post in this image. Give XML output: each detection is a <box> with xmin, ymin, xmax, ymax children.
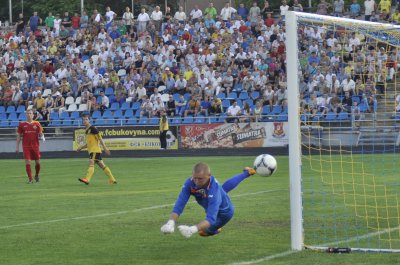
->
<box><xmin>286</xmin><ymin>11</ymin><xmax>400</xmax><ymax>252</ymax></box>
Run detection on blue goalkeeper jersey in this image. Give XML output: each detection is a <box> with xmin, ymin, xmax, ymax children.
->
<box><xmin>172</xmin><ymin>176</ymin><xmax>234</xmax><ymax>225</ymax></box>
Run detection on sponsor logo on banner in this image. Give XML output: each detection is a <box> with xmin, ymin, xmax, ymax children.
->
<box><xmin>272</xmin><ymin>122</ymin><xmax>285</xmax><ymax>138</ymax></box>
<box><xmin>73</xmin><ymin>126</ymin><xmax>178</xmax><ymax>150</ymax></box>
<box><xmin>180</xmin><ymin>122</ymin><xmax>288</xmax><ymax>148</ymax></box>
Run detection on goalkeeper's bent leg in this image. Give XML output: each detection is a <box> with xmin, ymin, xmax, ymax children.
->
<box><xmin>222</xmin><ymin>170</ymin><xmax>251</xmax><ymax>193</ymax></box>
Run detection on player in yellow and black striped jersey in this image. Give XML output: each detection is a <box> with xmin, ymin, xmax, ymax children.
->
<box><xmin>76</xmin><ymin>114</ymin><xmax>117</xmax><ymax>185</ymax></box>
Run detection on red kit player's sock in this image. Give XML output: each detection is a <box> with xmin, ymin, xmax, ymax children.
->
<box><xmin>35</xmin><ymin>163</ymin><xmax>41</xmax><ymax>177</ymax></box>
<box><xmin>26</xmin><ymin>164</ymin><xmax>32</xmax><ymax>181</ymax></box>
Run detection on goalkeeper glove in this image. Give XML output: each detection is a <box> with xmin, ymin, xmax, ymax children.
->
<box><xmin>41</xmin><ymin>135</ymin><xmax>45</xmax><ymax>142</ymax></box>
<box><xmin>160</xmin><ymin>220</ymin><xmax>175</xmax><ymax>234</ymax></box>
<box><xmin>178</xmin><ymin>225</ymin><xmax>198</xmax><ymax>238</ymax></box>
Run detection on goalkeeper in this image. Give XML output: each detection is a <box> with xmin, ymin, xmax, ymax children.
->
<box><xmin>160</xmin><ymin>162</ymin><xmax>255</xmax><ymax>238</ymax></box>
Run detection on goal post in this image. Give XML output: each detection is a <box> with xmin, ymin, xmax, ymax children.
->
<box><xmin>286</xmin><ymin>11</ymin><xmax>400</xmax><ymax>252</ymax></box>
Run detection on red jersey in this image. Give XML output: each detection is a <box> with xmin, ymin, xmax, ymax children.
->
<box><xmin>17</xmin><ymin>121</ymin><xmax>43</xmax><ymax>148</ymax></box>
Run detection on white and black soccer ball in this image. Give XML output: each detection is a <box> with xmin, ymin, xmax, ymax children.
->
<box><xmin>253</xmin><ymin>154</ymin><xmax>277</xmax><ymax>177</ymax></box>
<box><xmin>166</xmin><ymin>130</ymin><xmax>176</xmax><ymax>147</ymax></box>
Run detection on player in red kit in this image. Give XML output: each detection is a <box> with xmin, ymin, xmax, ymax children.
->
<box><xmin>16</xmin><ymin>109</ymin><xmax>45</xmax><ymax>183</ymax></box>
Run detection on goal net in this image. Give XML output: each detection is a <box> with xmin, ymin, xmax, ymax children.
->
<box><xmin>286</xmin><ymin>11</ymin><xmax>400</xmax><ymax>252</ymax></box>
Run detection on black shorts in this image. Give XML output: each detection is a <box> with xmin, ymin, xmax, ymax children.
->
<box><xmin>89</xmin><ymin>152</ymin><xmax>102</xmax><ymax>161</ymax></box>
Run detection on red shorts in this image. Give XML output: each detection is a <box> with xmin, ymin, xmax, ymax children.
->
<box><xmin>23</xmin><ymin>147</ymin><xmax>40</xmax><ymax>161</ymax></box>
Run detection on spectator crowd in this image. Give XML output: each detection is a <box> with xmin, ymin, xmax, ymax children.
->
<box><xmin>0</xmin><ymin>0</ymin><xmax>399</xmax><ymax>126</ymax></box>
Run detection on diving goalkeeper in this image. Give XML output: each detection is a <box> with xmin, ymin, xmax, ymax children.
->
<box><xmin>160</xmin><ymin>162</ymin><xmax>255</xmax><ymax>238</ymax></box>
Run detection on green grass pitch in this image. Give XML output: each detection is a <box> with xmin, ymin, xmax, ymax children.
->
<box><xmin>0</xmin><ymin>156</ymin><xmax>398</xmax><ymax>265</ymax></box>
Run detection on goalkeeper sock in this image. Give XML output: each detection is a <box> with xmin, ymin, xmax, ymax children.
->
<box><xmin>222</xmin><ymin>171</ymin><xmax>250</xmax><ymax>193</ymax></box>
<box><xmin>85</xmin><ymin>165</ymin><xmax>95</xmax><ymax>181</ymax></box>
<box><xmin>35</xmin><ymin>163</ymin><xmax>41</xmax><ymax>177</ymax></box>
<box><xmin>26</xmin><ymin>164</ymin><xmax>32</xmax><ymax>181</ymax></box>
<box><xmin>103</xmin><ymin>166</ymin><xmax>116</xmax><ymax>182</ymax></box>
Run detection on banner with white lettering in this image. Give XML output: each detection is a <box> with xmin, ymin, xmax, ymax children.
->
<box><xmin>180</xmin><ymin>122</ymin><xmax>288</xmax><ymax>148</ymax></box>
<box><xmin>73</xmin><ymin>126</ymin><xmax>178</xmax><ymax>150</ymax></box>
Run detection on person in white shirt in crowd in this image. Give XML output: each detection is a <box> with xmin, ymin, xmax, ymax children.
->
<box><xmin>197</xmin><ymin>73</ymin><xmax>209</xmax><ymax>90</ymax></box>
<box><xmin>136</xmin><ymin>84</ymin><xmax>147</xmax><ymax>101</ymax></box>
<box><xmin>364</xmin><ymin>0</ymin><xmax>376</xmax><ymax>21</ymax></box>
<box><xmin>151</xmin><ymin>6</ymin><xmax>163</xmax><ymax>32</ymax></box>
<box><xmin>220</xmin><ymin>3</ymin><xmax>237</xmax><ymax>22</ymax></box>
<box><xmin>122</xmin><ymin>6</ymin><xmax>134</xmax><ymax>32</ymax></box>
<box><xmin>153</xmin><ymin>96</ymin><xmax>165</xmax><ymax>116</ymax></box>
<box><xmin>226</xmin><ymin>100</ymin><xmax>241</xmax><ymax>123</ymax></box>
<box><xmin>341</xmin><ymin>75</ymin><xmax>356</xmax><ymax>96</ymax></box>
<box><xmin>190</xmin><ymin>5</ymin><xmax>203</xmax><ymax>23</ymax></box>
<box><xmin>105</xmin><ymin>6</ymin><xmax>116</xmax><ymax>29</ymax></box>
<box><xmin>137</xmin><ymin>8</ymin><xmax>150</xmax><ymax>33</ymax></box>
<box><xmin>174</xmin><ymin>6</ymin><xmax>187</xmax><ymax>24</ymax></box>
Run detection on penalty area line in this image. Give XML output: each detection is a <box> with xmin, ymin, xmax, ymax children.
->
<box><xmin>0</xmin><ymin>189</ymin><xmax>284</xmax><ymax>230</ymax></box>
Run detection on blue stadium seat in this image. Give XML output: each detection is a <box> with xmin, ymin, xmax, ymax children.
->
<box><xmin>135</xmin><ymin>110</ymin><xmax>142</xmax><ymax>117</ymax></box>
<box><xmin>9</xmin><ymin>120</ymin><xmax>20</xmax><ymax>127</ymax></box>
<box><xmin>271</xmin><ymin>105</ymin><xmax>282</xmax><ymax>115</ymax></box>
<box><xmin>94</xmin><ymin>88</ymin><xmax>103</xmax><ymax>96</ymax></box>
<box><xmin>121</xmin><ymin>102</ymin><xmax>131</xmax><ymax>111</ymax></box>
<box><xmin>62</xmin><ymin>120</ymin><xmax>72</xmax><ymax>126</ymax></box>
<box><xmin>105</xmin><ymin>118</ymin><xmax>115</xmax><ymax>125</ymax></box>
<box><xmin>18</xmin><ymin>113</ymin><xmax>26</xmax><ymax>121</ymax></box>
<box><xmin>124</xmin><ymin>109</ymin><xmax>134</xmax><ymax>118</ymax></box>
<box><xmin>7</xmin><ymin>113</ymin><xmax>18</xmax><ymax>121</ymax></box>
<box><xmin>0</xmin><ymin>120</ymin><xmax>9</xmax><ymax>127</ymax></box>
<box><xmin>6</xmin><ymin>106</ymin><xmax>16</xmax><ymax>114</ymax></box>
<box><xmin>217</xmin><ymin>114</ymin><xmax>227</xmax><ymax>123</ymax></box>
<box><xmin>96</xmin><ymin>96</ymin><xmax>103</xmax><ymax>104</ymax></box>
<box><xmin>234</xmin><ymin>83</ymin><xmax>243</xmax><ymax>92</ymax></box>
<box><xmin>92</xmin><ymin>110</ymin><xmax>102</xmax><ymax>119</ymax></box>
<box><xmin>222</xmin><ymin>99</ymin><xmax>231</xmax><ymax>111</ymax></box>
<box><xmin>262</xmin><ymin>106</ymin><xmax>271</xmax><ymax>115</ymax></box>
<box><xmin>239</xmin><ymin>92</ymin><xmax>249</xmax><ymax>100</ymax></box>
<box><xmin>95</xmin><ymin>119</ymin><xmax>106</xmax><ymax>126</ymax></box>
<box><xmin>70</xmin><ymin>111</ymin><xmax>80</xmax><ymax>120</ymax></box>
<box><xmin>244</xmin><ymin>99</ymin><xmax>254</xmax><ymax>107</ymax></box>
<box><xmin>209</xmin><ymin>116</ymin><xmax>218</xmax><ymax>123</ymax></box>
<box><xmin>16</xmin><ymin>105</ymin><xmax>26</xmax><ymax>114</ymax></box>
<box><xmin>194</xmin><ymin>116</ymin><xmax>205</xmax><ymax>124</ymax></box>
<box><xmin>105</xmin><ymin>87</ymin><xmax>114</xmax><ymax>96</ymax></box>
<box><xmin>182</xmin><ymin>116</ymin><xmax>193</xmax><ymax>124</ymax></box>
<box><xmin>102</xmin><ymin>110</ymin><xmax>113</xmax><ymax>119</ymax></box>
<box><xmin>138</xmin><ymin>117</ymin><xmax>148</xmax><ymax>124</ymax></box>
<box><xmin>0</xmin><ymin>106</ymin><xmax>5</xmax><ymax>114</ymax></box>
<box><xmin>72</xmin><ymin>120</ymin><xmax>81</xmax><ymax>126</ymax></box>
<box><xmin>184</xmin><ymin>93</ymin><xmax>191</xmax><ymax>102</ymax></box>
<box><xmin>132</xmin><ymin>102</ymin><xmax>141</xmax><ymax>111</ymax></box>
<box><xmin>217</xmin><ymin>92</ymin><xmax>226</xmax><ymax>99</ymax></box>
<box><xmin>49</xmin><ymin>112</ymin><xmax>59</xmax><ymax>120</ymax></box>
<box><xmin>114</xmin><ymin>110</ymin><xmax>123</xmax><ymax>119</ymax></box>
<box><xmin>0</xmin><ymin>113</ymin><xmax>6</xmax><ymax>120</ymax></box>
<box><xmin>173</xmin><ymin>93</ymin><xmax>181</xmax><ymax>102</ymax></box>
<box><xmin>82</xmin><ymin>55</ymin><xmax>89</xmax><ymax>61</ymax></box>
<box><xmin>275</xmin><ymin>114</ymin><xmax>288</xmax><ymax>121</ymax></box>
<box><xmin>170</xmin><ymin>118</ymin><xmax>181</xmax><ymax>124</ymax></box>
<box><xmin>149</xmin><ymin>118</ymin><xmax>159</xmax><ymax>125</ymax></box>
<box><xmin>236</xmin><ymin>99</ymin><xmax>243</xmax><ymax>107</ymax></box>
<box><xmin>126</xmin><ymin>118</ymin><xmax>137</xmax><ymax>125</ymax></box>
<box><xmin>49</xmin><ymin>120</ymin><xmax>61</xmax><ymax>127</ymax></box>
<box><xmin>251</xmin><ymin>91</ymin><xmax>260</xmax><ymax>100</ymax></box>
<box><xmin>59</xmin><ymin>112</ymin><xmax>70</xmax><ymax>120</ymax></box>
<box><xmin>337</xmin><ymin>112</ymin><xmax>350</xmax><ymax>120</ymax></box>
<box><xmin>352</xmin><ymin>96</ymin><xmax>361</xmax><ymax>105</ymax></box>
<box><xmin>281</xmin><ymin>106</ymin><xmax>288</xmax><ymax>114</ymax></box>
<box><xmin>325</xmin><ymin>112</ymin><xmax>337</xmax><ymax>121</ymax></box>
<box><xmin>227</xmin><ymin>92</ymin><xmax>237</xmax><ymax>99</ymax></box>
<box><xmin>358</xmin><ymin>102</ymin><xmax>368</xmax><ymax>112</ymax></box>
<box><xmin>110</xmin><ymin>102</ymin><xmax>120</xmax><ymax>111</ymax></box>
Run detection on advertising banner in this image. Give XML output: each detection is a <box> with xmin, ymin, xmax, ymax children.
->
<box><xmin>73</xmin><ymin>126</ymin><xmax>178</xmax><ymax>150</ymax></box>
<box><xmin>180</xmin><ymin>122</ymin><xmax>288</xmax><ymax>148</ymax></box>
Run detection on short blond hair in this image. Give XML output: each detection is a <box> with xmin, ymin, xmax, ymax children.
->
<box><xmin>192</xmin><ymin>162</ymin><xmax>211</xmax><ymax>175</ymax></box>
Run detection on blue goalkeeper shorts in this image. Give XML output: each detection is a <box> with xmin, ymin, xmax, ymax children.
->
<box><xmin>205</xmin><ymin>208</ymin><xmax>234</xmax><ymax>235</ymax></box>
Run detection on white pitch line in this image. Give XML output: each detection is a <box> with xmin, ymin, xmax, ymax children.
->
<box><xmin>230</xmin><ymin>250</ymin><xmax>297</xmax><ymax>265</ymax></box>
<box><xmin>0</xmin><ymin>189</ymin><xmax>284</xmax><ymax>230</ymax></box>
<box><xmin>230</xmin><ymin>216</ymin><xmax>400</xmax><ymax>264</ymax></box>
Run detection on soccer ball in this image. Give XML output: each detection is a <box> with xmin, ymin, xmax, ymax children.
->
<box><xmin>253</xmin><ymin>154</ymin><xmax>277</xmax><ymax>177</ymax></box>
